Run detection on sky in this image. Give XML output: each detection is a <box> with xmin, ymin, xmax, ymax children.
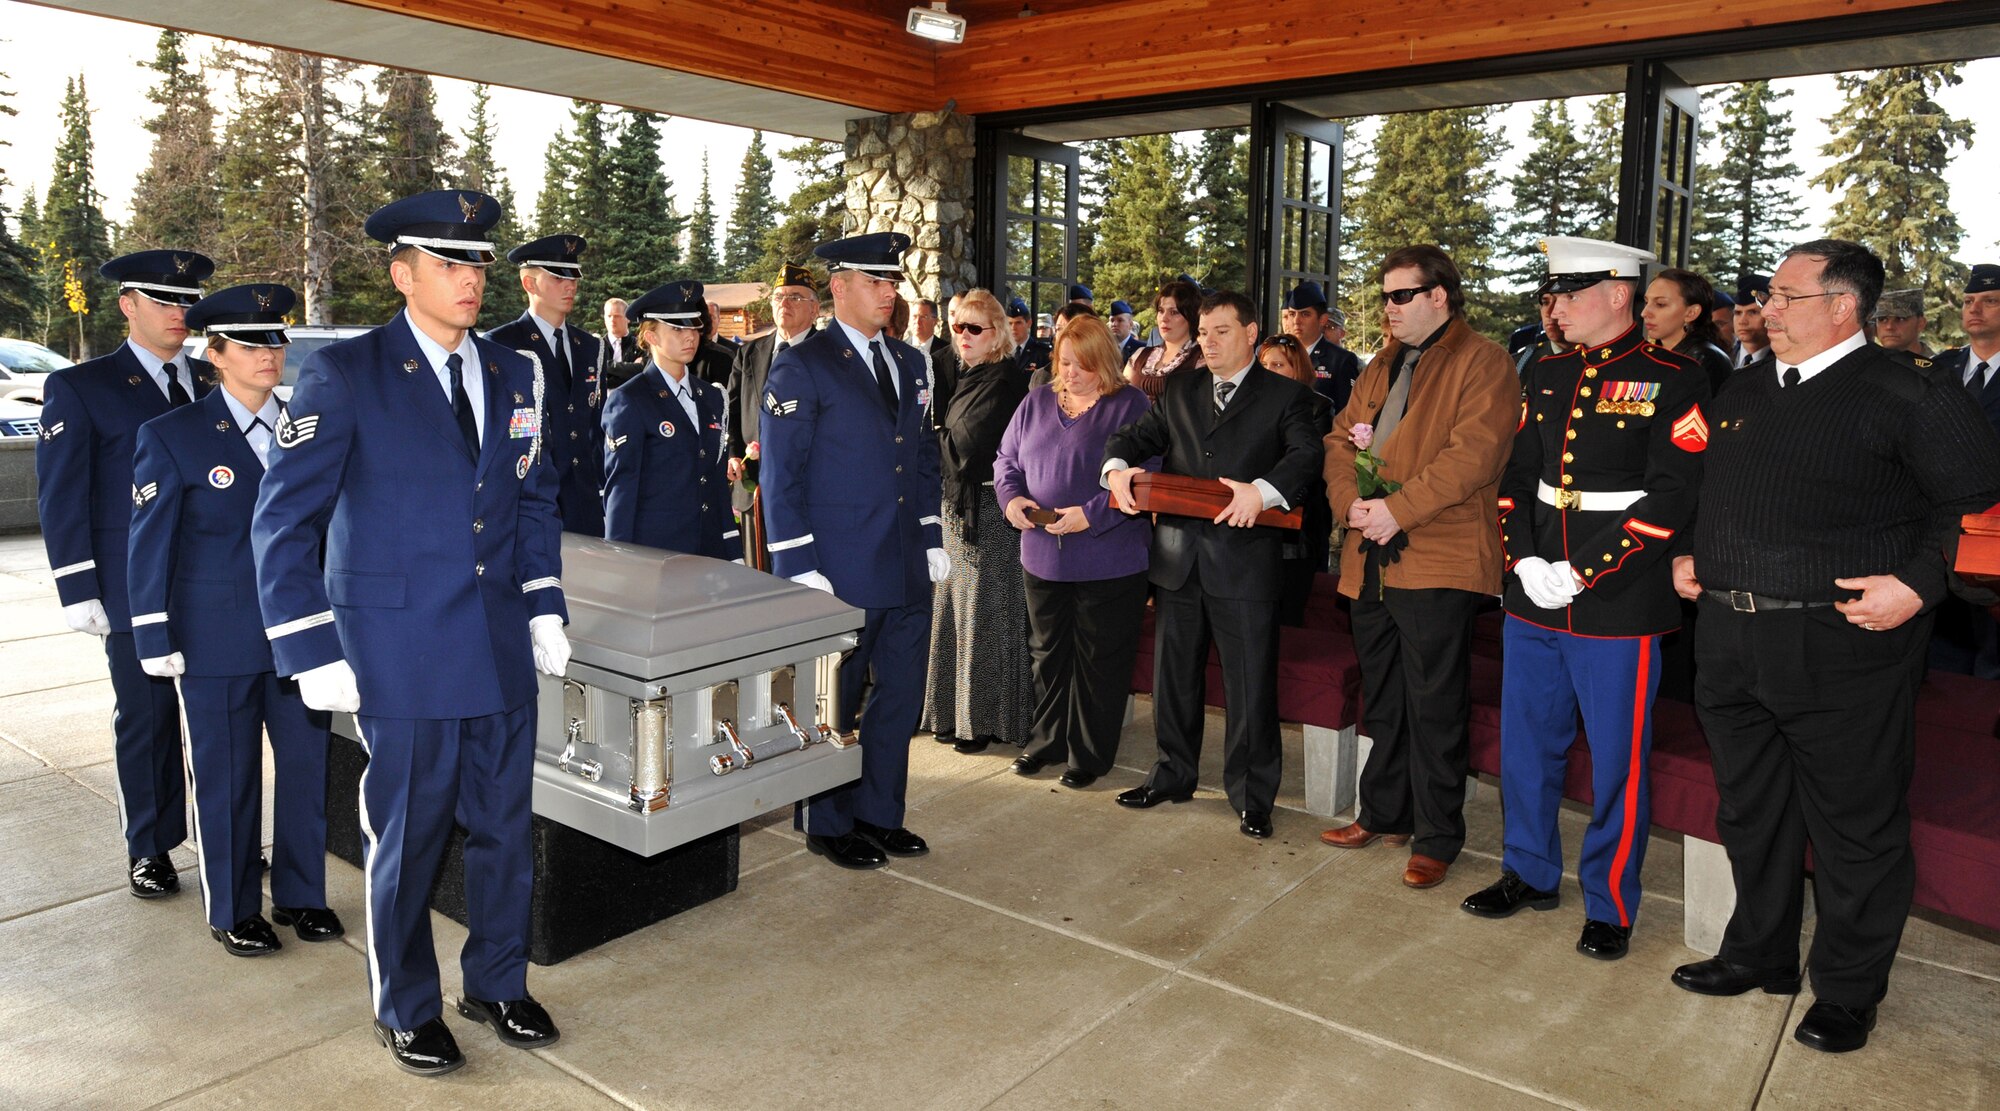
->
<box><xmin>1</xmin><ymin>1</ymin><xmax>1995</xmax><ymax>271</ymax></box>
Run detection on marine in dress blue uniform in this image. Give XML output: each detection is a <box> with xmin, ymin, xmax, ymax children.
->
<box><xmin>1464</xmin><ymin>238</ymin><xmax>1709</xmax><ymax>959</ymax></box>
<box><xmin>127</xmin><ymin>285</ymin><xmax>344</xmax><ymax>955</ymax></box>
<box><xmin>36</xmin><ymin>249</ymin><xmax>215</xmax><ymax>897</ymax></box>
<box><xmin>602</xmin><ymin>281</ymin><xmax>739</xmax><ymax>559</ymax></box>
<box><xmin>250</xmin><ymin>190</ymin><xmax>570</xmax><ymax>1076</ymax></box>
<box><xmin>486</xmin><ymin>234</ymin><xmax>607</xmax><ymax>536</ymax></box>
<box><xmin>761</xmin><ymin>232</ymin><xmax>948</xmax><ymax>869</ymax></box>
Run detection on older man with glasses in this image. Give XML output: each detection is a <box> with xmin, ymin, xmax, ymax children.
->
<box><xmin>1669</xmin><ymin>239</ymin><xmax>2000</xmax><ymax>1053</ymax></box>
<box><xmin>727</xmin><ymin>264</ymin><xmax>822</xmax><ymax>566</ymax></box>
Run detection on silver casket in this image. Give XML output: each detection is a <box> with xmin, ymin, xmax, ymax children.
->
<box><xmin>535</xmin><ymin>534</ymin><xmax>865</xmax><ymax>855</ymax></box>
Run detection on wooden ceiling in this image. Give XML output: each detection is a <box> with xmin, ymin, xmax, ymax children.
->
<box><xmin>335</xmin><ymin>0</ymin><xmax>1964</xmax><ymax>119</ymax></box>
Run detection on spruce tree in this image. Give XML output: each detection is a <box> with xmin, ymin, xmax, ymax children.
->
<box><xmin>749</xmin><ymin>138</ymin><xmax>843</xmax><ymax>300</ymax></box>
<box><xmin>1348</xmin><ymin>107</ymin><xmax>1509</xmax><ymax>337</ymax></box>
<box><xmin>1582</xmin><ymin>96</ymin><xmax>1624</xmax><ymax>240</ymax></box>
<box><xmin>724</xmin><ymin>130</ymin><xmax>778</xmax><ymax>279</ymax></box>
<box><xmin>458</xmin><ymin>85</ymin><xmax>527</xmax><ymax>326</ymax></box>
<box><xmin>211</xmin><ymin>60</ymin><xmax>301</xmax><ymax>292</ymax></box>
<box><xmin>372</xmin><ymin>69</ymin><xmax>454</xmax><ymax>202</ymax></box>
<box><xmin>686</xmin><ymin>151</ymin><xmax>720</xmax><ymax>281</ymax></box>
<box><xmin>1087</xmin><ymin>133</ymin><xmax>1194</xmax><ymax>317</ymax></box>
<box><xmin>41</xmin><ymin>76</ymin><xmax>116</xmax><ymax>357</ymax></box>
<box><xmin>1501</xmin><ymin>100</ymin><xmax>1614</xmax><ymax>288</ymax></box>
<box><xmin>0</xmin><ymin>65</ymin><xmax>40</xmax><ymax>336</ymax></box>
<box><xmin>128</xmin><ymin>31</ymin><xmax>223</xmax><ymax>255</ymax></box>
<box><xmin>1189</xmin><ymin>128</ymin><xmax>1250</xmax><ymax>294</ymax></box>
<box><xmin>1700</xmin><ymin>81</ymin><xmax>1804</xmax><ymax>287</ymax></box>
<box><xmin>533</xmin><ymin>100</ymin><xmax>611</xmax><ymax>247</ymax></box>
<box><xmin>1814</xmin><ymin>64</ymin><xmax>1975</xmax><ymax>346</ymax></box>
<box><xmin>598</xmin><ymin>110</ymin><xmax>682</xmax><ymax>309</ymax></box>
<box><xmin>1073</xmin><ymin>139</ymin><xmax>1117</xmax><ymax>294</ymax></box>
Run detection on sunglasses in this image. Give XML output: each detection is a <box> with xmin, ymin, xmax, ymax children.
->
<box><xmin>1381</xmin><ymin>283</ymin><xmax>1439</xmax><ymax>306</ymax></box>
<box><xmin>951</xmin><ymin>321</ymin><xmax>992</xmax><ymax>336</ymax></box>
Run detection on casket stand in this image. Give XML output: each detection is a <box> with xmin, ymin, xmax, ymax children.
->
<box><xmin>325</xmin><ymin>534</ymin><xmax>866</xmax><ymax>964</ymax></box>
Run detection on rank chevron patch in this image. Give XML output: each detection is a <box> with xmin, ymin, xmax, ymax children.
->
<box><xmin>1670</xmin><ymin>405</ymin><xmax>1708</xmax><ymax>453</ymax></box>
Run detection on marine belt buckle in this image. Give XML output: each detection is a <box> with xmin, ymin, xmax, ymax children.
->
<box><xmin>1553</xmin><ymin>488</ymin><xmax>1581</xmax><ymax>511</ymax></box>
<box><xmin>1728</xmin><ymin>590</ymin><xmax>1757</xmax><ymax>614</ymax></box>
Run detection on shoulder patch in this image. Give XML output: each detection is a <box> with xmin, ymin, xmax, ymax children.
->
<box><xmin>763</xmin><ymin>392</ymin><xmax>798</xmax><ymax>417</ymax></box>
<box><xmin>1670</xmin><ymin>405</ymin><xmax>1709</xmax><ymax>453</ymax></box>
<box><xmin>132</xmin><ymin>482</ymin><xmax>158</xmax><ymax>508</ymax></box>
<box><xmin>274</xmin><ymin>412</ymin><xmax>319</xmax><ymax>449</ymax></box>
<box><xmin>39</xmin><ymin>421</ymin><xmax>64</xmax><ymax>441</ymax></box>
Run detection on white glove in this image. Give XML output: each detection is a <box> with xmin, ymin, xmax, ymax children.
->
<box><xmin>926</xmin><ymin>547</ymin><xmax>951</xmax><ymax>583</ymax></box>
<box><xmin>1514</xmin><ymin>557</ymin><xmax>1568</xmax><ymax>610</ymax></box>
<box><xmin>1547</xmin><ymin>561</ymin><xmax>1583</xmax><ymax>605</ymax></box>
<box><xmin>140</xmin><ymin>652</ymin><xmax>185</xmax><ymax>678</ymax></box>
<box><xmin>296</xmin><ymin>660</ymin><xmax>362</xmax><ymax>713</ymax></box>
<box><xmin>790</xmin><ymin>571</ymin><xmax>835</xmax><ymax>595</ymax></box>
<box><xmin>63</xmin><ymin>599</ymin><xmax>110</xmax><ymax>638</ymax></box>
<box><xmin>530</xmin><ymin>614</ymin><xmax>571</xmax><ymax>677</ymax></box>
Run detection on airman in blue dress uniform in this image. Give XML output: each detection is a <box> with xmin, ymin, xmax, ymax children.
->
<box><xmin>485</xmin><ymin>233</ymin><xmax>606</xmax><ymax>536</ymax></box>
<box><xmin>602</xmin><ymin>280</ymin><xmax>739</xmax><ymax>559</ymax></box>
<box><xmin>1463</xmin><ymin>237</ymin><xmax>1709</xmax><ymax>961</ymax></box>
<box><xmin>36</xmin><ymin>249</ymin><xmax>215</xmax><ymax>899</ymax></box>
<box><xmin>1282</xmin><ymin>281</ymin><xmax>1362</xmax><ymax>409</ymax></box>
<box><xmin>250</xmin><ymin>189</ymin><xmax>572</xmax><ymax>1077</ymax></box>
<box><xmin>761</xmin><ymin>232</ymin><xmax>950</xmax><ymax>869</ymax></box>
<box><xmin>128</xmin><ymin>284</ymin><xmax>345</xmax><ymax>957</ymax></box>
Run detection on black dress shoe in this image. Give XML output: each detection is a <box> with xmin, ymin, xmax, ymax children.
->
<box><xmin>1460</xmin><ymin>871</ymin><xmax>1561</xmax><ymax>919</ymax></box>
<box><xmin>1576</xmin><ymin>919</ymin><xmax>1632</xmax><ymax>960</ymax></box>
<box><xmin>853</xmin><ymin>819</ymin><xmax>929</xmax><ymax>857</ymax></box>
<box><xmin>1240</xmin><ymin>810</ymin><xmax>1273</xmax><ymax>839</ymax></box>
<box><xmin>953</xmin><ymin>737</ymin><xmax>991</xmax><ymax>754</ymax></box>
<box><xmin>806</xmin><ymin>832</ymin><xmax>887</xmax><ymax>869</ymax></box>
<box><xmin>271</xmin><ymin>905</ymin><xmax>346</xmax><ymax>942</ymax></box>
<box><xmin>1793</xmin><ymin>1000</ymin><xmax>1876</xmax><ymax>1053</ymax></box>
<box><xmin>1012</xmin><ymin>754</ymin><xmax>1049</xmax><ymax>777</ymax></box>
<box><xmin>374</xmin><ymin>1017</ymin><xmax>464</xmax><ymax>1077</ymax></box>
<box><xmin>932</xmin><ymin>732</ymin><xmax>959</xmax><ymax>746</ymax></box>
<box><xmin>1058</xmin><ymin>769</ymin><xmax>1097</xmax><ymax>789</ymax></box>
<box><xmin>1116</xmin><ymin>784</ymin><xmax>1195</xmax><ymax>809</ymax></box>
<box><xmin>129</xmin><ymin>854</ymin><xmax>179</xmax><ymax>899</ymax></box>
<box><xmin>211</xmin><ymin>913</ymin><xmax>282</xmax><ymax>957</ymax></box>
<box><xmin>1671</xmin><ymin>956</ymin><xmax>1802</xmax><ymax>996</ymax></box>
<box><xmin>458</xmin><ymin>994</ymin><xmax>561</xmax><ymax>1048</ymax></box>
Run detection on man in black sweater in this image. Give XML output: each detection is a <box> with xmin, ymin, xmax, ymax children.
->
<box><xmin>1668</xmin><ymin>239</ymin><xmax>2000</xmax><ymax>1054</ymax></box>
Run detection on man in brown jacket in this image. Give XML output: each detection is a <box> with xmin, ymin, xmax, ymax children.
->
<box><xmin>1318</xmin><ymin>245</ymin><xmax>1518</xmax><ymax>889</ymax></box>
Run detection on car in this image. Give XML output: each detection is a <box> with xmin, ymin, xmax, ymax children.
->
<box><xmin>184</xmin><ymin>324</ymin><xmax>372</xmax><ymax>401</ymax></box>
<box><xmin>0</xmin><ymin>395</ymin><xmax>43</xmax><ymax>438</ymax></box>
<box><xmin>0</xmin><ymin>337</ymin><xmax>74</xmax><ymax>404</ymax></box>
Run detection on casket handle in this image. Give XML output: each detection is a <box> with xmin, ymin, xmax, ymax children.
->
<box><xmin>774</xmin><ymin>702</ymin><xmax>815</xmax><ymax>749</ymax></box>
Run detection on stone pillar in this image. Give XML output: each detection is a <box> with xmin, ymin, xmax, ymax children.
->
<box><xmin>844</xmin><ymin>110</ymin><xmax>977</xmax><ymax>303</ymax></box>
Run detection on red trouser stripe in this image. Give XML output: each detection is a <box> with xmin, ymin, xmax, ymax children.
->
<box><xmin>1606</xmin><ymin>635</ymin><xmax>1650</xmax><ymax>927</ymax></box>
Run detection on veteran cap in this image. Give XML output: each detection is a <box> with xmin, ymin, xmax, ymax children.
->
<box><xmin>101</xmin><ymin>250</ymin><xmax>214</xmax><ymax>306</ymax></box>
<box><xmin>1965</xmin><ymin>264</ymin><xmax>2000</xmax><ymax>295</ymax></box>
<box><xmin>365</xmin><ymin>189</ymin><xmax>502</xmax><ymax>265</ymax></box>
<box><xmin>813</xmin><ymin>231</ymin><xmax>908</xmax><ymax>282</ymax></box>
<box><xmin>186</xmin><ymin>284</ymin><xmax>296</xmax><ymax>348</ymax></box>
<box><xmin>1539</xmin><ymin>236</ymin><xmax>1655</xmax><ymax>293</ymax></box>
<box><xmin>1872</xmin><ymin>288</ymin><xmax>1924</xmax><ymax>321</ymax></box>
<box><xmin>776</xmin><ymin>262</ymin><xmax>817</xmax><ymax>292</ymax></box>
<box><xmin>1327</xmin><ymin>306</ymin><xmax>1348</xmax><ymax>329</ymax></box>
<box><xmin>1107</xmin><ymin>299</ymin><xmax>1135</xmax><ymax>316</ymax></box>
<box><xmin>627</xmin><ymin>280</ymin><xmax>707</xmax><ymax>330</ymax></box>
<box><xmin>507</xmin><ymin>234</ymin><xmax>586</xmax><ymax>279</ymax></box>
<box><xmin>1285</xmin><ymin>281</ymin><xmax>1329</xmax><ymax>311</ymax></box>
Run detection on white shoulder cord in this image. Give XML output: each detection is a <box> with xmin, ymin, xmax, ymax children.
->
<box><xmin>514</xmin><ymin>348</ymin><xmax>547</xmax><ymax>466</ymax></box>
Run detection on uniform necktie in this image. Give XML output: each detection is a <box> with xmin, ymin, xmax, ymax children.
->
<box><xmin>165</xmin><ymin>362</ymin><xmax>192</xmax><ymax>408</ymax></box>
<box><xmin>446</xmin><ymin>352</ymin><xmax>479</xmax><ymax>456</ymax></box>
<box><xmin>1781</xmin><ymin>365</ymin><xmax>1800</xmax><ymax>388</ymax></box>
<box><xmin>1970</xmin><ymin>360</ymin><xmax>1991</xmax><ymax>395</ymax></box>
<box><xmin>1213</xmin><ymin>379</ymin><xmax>1236</xmax><ymax>417</ymax></box>
<box><xmin>549</xmin><ymin>328</ymin><xmax>573</xmax><ymax>393</ymax></box>
<box><xmin>869</xmin><ymin>340</ymin><xmax>898</xmax><ymax>415</ymax></box>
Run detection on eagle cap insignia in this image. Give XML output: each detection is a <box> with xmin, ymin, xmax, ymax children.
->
<box><xmin>253</xmin><ymin>289</ymin><xmax>273</xmax><ymax>310</ymax></box>
<box><xmin>565</xmin><ymin>238</ymin><xmax>579</xmax><ymax>255</ymax></box>
<box><xmin>172</xmin><ymin>254</ymin><xmax>191</xmax><ymax>274</ymax></box>
<box><xmin>458</xmin><ymin>193</ymin><xmax>481</xmax><ymax>222</ymax></box>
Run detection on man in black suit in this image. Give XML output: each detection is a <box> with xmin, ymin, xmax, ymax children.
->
<box><xmin>692</xmin><ymin>299</ymin><xmax>736</xmax><ymax>390</ymax></box>
<box><xmin>726</xmin><ymin>264</ymin><xmax>820</xmax><ymax>564</ymax></box>
<box><xmin>598</xmin><ymin>297</ymin><xmax>644</xmax><ymax>390</ymax></box>
<box><xmin>1103</xmin><ymin>289</ymin><xmax>1322</xmax><ymax>839</ymax></box>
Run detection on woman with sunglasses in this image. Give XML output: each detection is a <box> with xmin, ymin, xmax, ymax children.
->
<box><xmin>922</xmin><ymin>289</ymin><xmax>1035</xmax><ymax>755</ymax></box>
<box><xmin>1641</xmin><ymin>268</ymin><xmax>1733</xmax><ymax>394</ymax></box>
<box><xmin>1260</xmin><ymin>335</ymin><xmax>1335</xmax><ymax>625</ymax></box>
<box><xmin>1125</xmin><ymin>278</ymin><xmax>1206</xmax><ymax>402</ymax></box>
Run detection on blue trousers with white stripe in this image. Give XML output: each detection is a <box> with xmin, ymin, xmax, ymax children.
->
<box><xmin>1499</xmin><ymin>617</ymin><xmax>1661</xmax><ymax>927</ymax></box>
<box><xmin>104</xmin><ymin>631</ymin><xmax>186</xmax><ymax>859</ymax></box>
<box><xmin>179</xmin><ymin>672</ymin><xmax>330</xmax><ymax>931</ymax></box>
<box><xmin>356</xmin><ymin>705</ymin><xmax>534</xmax><ymax>1030</ymax></box>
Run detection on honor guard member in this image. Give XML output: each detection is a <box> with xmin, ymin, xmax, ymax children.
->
<box><xmin>728</xmin><ymin>264</ymin><xmax>821</xmax><ymax>566</ymax></box>
<box><xmin>1011</xmin><ymin>297</ymin><xmax>1052</xmax><ymax>377</ymax></box>
<box><xmin>761</xmin><ymin>231</ymin><xmax>949</xmax><ymax>869</ymax></box>
<box><xmin>1929</xmin><ymin>264</ymin><xmax>2000</xmax><ymax>677</ymax></box>
<box><xmin>486</xmin><ymin>234</ymin><xmax>606</xmax><ymax>536</ymax></box>
<box><xmin>1282</xmin><ymin>280</ymin><xmax>1363</xmax><ymax>408</ymax></box>
<box><xmin>37</xmin><ymin>248</ymin><xmax>215</xmax><ymax>898</ymax></box>
<box><xmin>602</xmin><ymin>281</ymin><xmax>738</xmax><ymax>559</ymax></box>
<box><xmin>128</xmin><ymin>285</ymin><xmax>344</xmax><ymax>957</ymax></box>
<box><xmin>1464</xmin><ymin>237</ymin><xmax>1709</xmax><ymax>959</ymax></box>
<box><xmin>251</xmin><ymin>189</ymin><xmax>572</xmax><ymax>1077</ymax></box>
<box><xmin>1108</xmin><ymin>300</ymin><xmax>1146</xmax><ymax>363</ymax></box>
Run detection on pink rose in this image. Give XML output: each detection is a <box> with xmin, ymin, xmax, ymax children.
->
<box><xmin>1350</xmin><ymin>423</ymin><xmax>1374</xmax><ymax>450</ymax></box>
<box><xmin>746</xmin><ymin>441</ymin><xmax>761</xmax><ymax>461</ymax></box>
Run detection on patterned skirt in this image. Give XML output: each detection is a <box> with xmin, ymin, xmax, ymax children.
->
<box><xmin>921</xmin><ymin>496</ymin><xmax>1035</xmax><ymax>745</ymax></box>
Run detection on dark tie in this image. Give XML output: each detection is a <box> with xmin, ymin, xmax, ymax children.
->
<box><xmin>1781</xmin><ymin>365</ymin><xmax>1800</xmax><ymax>388</ymax></box>
<box><xmin>1970</xmin><ymin>361</ymin><xmax>1991</xmax><ymax>396</ymax></box>
<box><xmin>165</xmin><ymin>362</ymin><xmax>192</xmax><ymax>408</ymax></box>
<box><xmin>869</xmin><ymin>340</ymin><xmax>899</xmax><ymax>415</ymax></box>
<box><xmin>549</xmin><ymin>328</ymin><xmax>572</xmax><ymax>393</ymax></box>
<box><xmin>446</xmin><ymin>352</ymin><xmax>480</xmax><ymax>457</ymax></box>
<box><xmin>1213</xmin><ymin>379</ymin><xmax>1236</xmax><ymax>418</ymax></box>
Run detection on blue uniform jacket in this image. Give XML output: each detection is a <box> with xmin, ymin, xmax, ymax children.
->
<box><xmin>601</xmin><ymin>365</ymin><xmax>737</xmax><ymax>559</ymax></box>
<box><xmin>759</xmin><ymin>326</ymin><xmax>943</xmax><ymax>610</ymax></box>
<box><xmin>485</xmin><ymin>312</ymin><xmax>606</xmax><ymax>535</ymax></box>
<box><xmin>36</xmin><ymin>345</ymin><xmax>214</xmax><ymax>629</ymax></box>
<box><xmin>251</xmin><ymin>312</ymin><xmax>567</xmax><ymax>719</ymax></box>
<box><xmin>127</xmin><ymin>389</ymin><xmax>277</xmax><ymax>676</ymax></box>
<box><xmin>1933</xmin><ymin>347</ymin><xmax>2000</xmax><ymax>436</ymax></box>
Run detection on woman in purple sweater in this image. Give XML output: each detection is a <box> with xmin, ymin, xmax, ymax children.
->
<box><xmin>996</xmin><ymin>315</ymin><xmax>1155</xmax><ymax>788</ymax></box>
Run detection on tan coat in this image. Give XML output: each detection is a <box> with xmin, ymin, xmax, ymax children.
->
<box><xmin>1324</xmin><ymin>316</ymin><xmax>1518</xmax><ymax>598</ymax></box>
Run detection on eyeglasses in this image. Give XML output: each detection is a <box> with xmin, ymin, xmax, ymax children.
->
<box><xmin>1752</xmin><ymin>288</ymin><xmax>1847</xmax><ymax>310</ymax></box>
<box><xmin>771</xmin><ymin>293</ymin><xmax>815</xmax><ymax>305</ymax></box>
<box><xmin>951</xmin><ymin>321</ymin><xmax>991</xmax><ymax>336</ymax></box>
<box><xmin>1381</xmin><ymin>283</ymin><xmax>1438</xmax><ymax>306</ymax></box>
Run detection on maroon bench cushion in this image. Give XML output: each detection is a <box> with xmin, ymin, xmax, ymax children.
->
<box><xmin>1131</xmin><ymin>614</ymin><xmax>1361</xmax><ymax>731</ymax></box>
<box><xmin>1914</xmin><ymin>671</ymin><xmax>2000</xmax><ymax>737</ymax></box>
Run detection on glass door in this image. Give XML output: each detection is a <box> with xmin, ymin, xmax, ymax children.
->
<box><xmin>988</xmin><ymin>133</ymin><xmax>1080</xmax><ymax>324</ymax></box>
<box><xmin>1253</xmin><ymin>104</ymin><xmax>1344</xmax><ymax>334</ymax></box>
<box><xmin>1617</xmin><ymin>61</ymin><xmax>1700</xmax><ymax>268</ymax></box>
